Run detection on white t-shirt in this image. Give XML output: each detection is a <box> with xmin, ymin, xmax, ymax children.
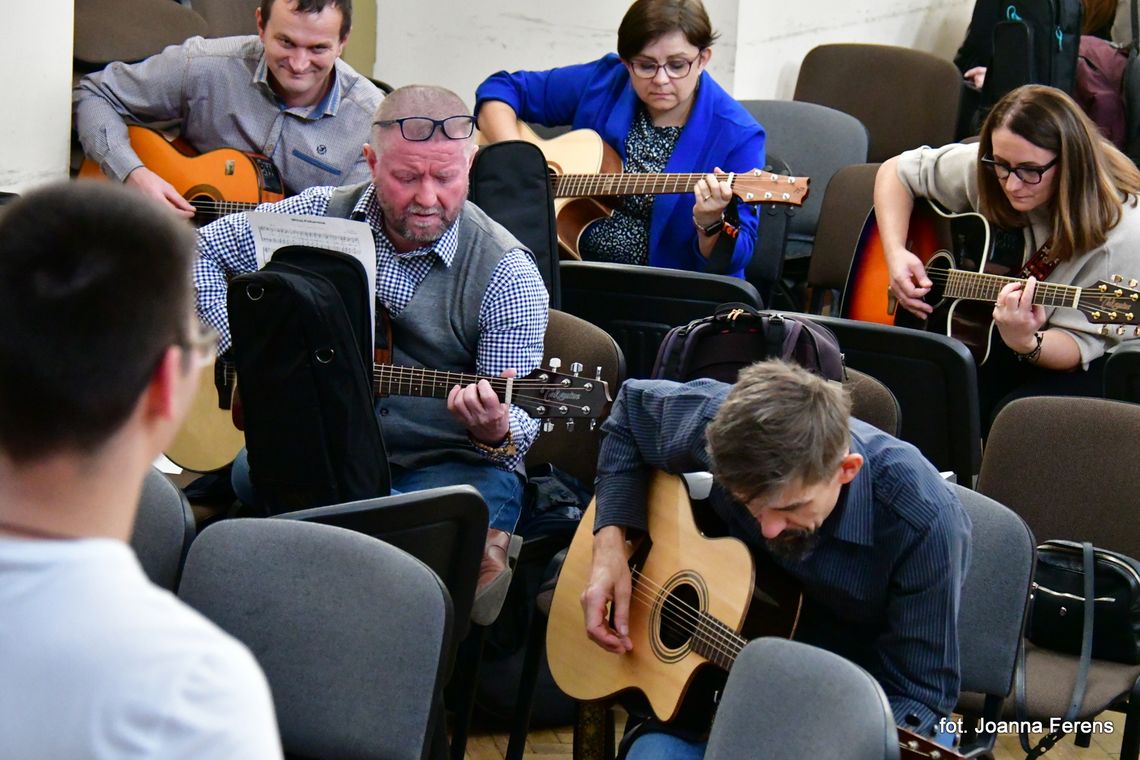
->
<box><xmin>0</xmin><ymin>537</ymin><xmax>282</xmax><ymax>759</ymax></box>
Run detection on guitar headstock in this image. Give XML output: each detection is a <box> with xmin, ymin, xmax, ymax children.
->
<box><xmin>1082</xmin><ymin>276</ymin><xmax>1140</xmax><ymax>333</ymax></box>
<box><xmin>731</xmin><ymin>170</ymin><xmax>810</xmax><ymax>207</ymax></box>
<box><xmin>516</xmin><ymin>358</ymin><xmax>612</xmax><ymax>428</ymax></box>
<box><xmin>897</xmin><ymin>727</ymin><xmax>965</xmax><ymax>759</ymax></box>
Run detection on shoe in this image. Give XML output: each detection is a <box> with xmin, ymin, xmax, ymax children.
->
<box><xmin>470</xmin><ymin>533</ymin><xmax>522</xmax><ymax>626</ymax></box>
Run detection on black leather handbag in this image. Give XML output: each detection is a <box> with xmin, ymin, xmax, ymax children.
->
<box><xmin>1028</xmin><ymin>540</ymin><xmax>1140</xmax><ymax>665</ymax></box>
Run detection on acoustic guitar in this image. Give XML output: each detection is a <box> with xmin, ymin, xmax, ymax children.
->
<box><xmin>547</xmin><ymin>471</ymin><xmax>965</xmax><ymax>760</ymax></box>
<box><xmin>165</xmin><ymin>356</ymin><xmax>612</xmax><ymax>473</ymax></box>
<box><xmin>841</xmin><ymin>200</ymin><xmax>1140</xmax><ymax>364</ymax></box>
<box><xmin>78</xmin><ymin>125</ymin><xmax>285</xmax><ymax>223</ymax></box>
<box><xmin>497</xmin><ymin>122</ymin><xmax>809</xmax><ymax>259</ymax></box>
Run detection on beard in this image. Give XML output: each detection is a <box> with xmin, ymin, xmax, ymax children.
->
<box><xmin>762</xmin><ymin>528</ymin><xmax>822</xmax><ymax>562</ymax></box>
<box><xmin>380</xmin><ymin>200</ymin><xmax>461</xmax><ymax>246</ymax></box>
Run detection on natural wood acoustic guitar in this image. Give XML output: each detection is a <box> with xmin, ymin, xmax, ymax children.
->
<box><xmin>487</xmin><ymin>122</ymin><xmax>810</xmax><ymax>259</ymax></box>
<box><xmin>77</xmin><ymin>125</ymin><xmax>286</xmax><ymax>223</ymax></box>
<box><xmin>841</xmin><ymin>199</ymin><xmax>1140</xmax><ymax>364</ymax></box>
<box><xmin>547</xmin><ymin>470</ymin><xmax>964</xmax><ymax>760</ymax></box>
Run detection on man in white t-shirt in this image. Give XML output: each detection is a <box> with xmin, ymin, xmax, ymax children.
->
<box><xmin>0</xmin><ymin>182</ymin><xmax>282</xmax><ymax>759</ymax></box>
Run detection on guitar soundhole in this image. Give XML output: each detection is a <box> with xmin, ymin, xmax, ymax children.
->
<box><xmin>924</xmin><ymin>250</ymin><xmax>954</xmax><ymax>306</ymax></box>
<box><xmin>658</xmin><ymin>583</ymin><xmax>700</xmax><ymax>649</ymax></box>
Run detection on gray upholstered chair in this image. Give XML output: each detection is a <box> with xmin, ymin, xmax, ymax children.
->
<box><xmin>976</xmin><ymin>397</ymin><xmax>1140</xmax><ymax>760</ymax></box>
<box><xmin>129</xmin><ymin>467</ymin><xmax>196</xmax><ymax>591</ymax></box>
<box><xmin>845</xmin><ymin>367</ymin><xmax>900</xmax><ymax>437</ymax></box>
<box><xmin>705</xmin><ymin>638</ymin><xmax>900</xmax><ymax>760</ymax></box>
<box><xmin>952</xmin><ymin>485</ymin><xmax>1036</xmax><ymax>757</ymax></box>
<box><xmin>178</xmin><ymin>518</ymin><xmax>452</xmax><ymax>760</ymax></box>
<box><xmin>804</xmin><ymin>162</ymin><xmax>881</xmax><ymax>314</ymax></box>
<box><xmin>793</xmin><ymin>44</ymin><xmax>961</xmax><ymax>163</ymax></box>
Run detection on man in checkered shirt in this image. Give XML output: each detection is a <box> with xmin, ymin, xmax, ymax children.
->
<box><xmin>196</xmin><ymin>85</ymin><xmax>549</xmax><ymax>618</ymax></box>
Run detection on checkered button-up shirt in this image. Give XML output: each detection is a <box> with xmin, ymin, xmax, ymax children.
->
<box><xmin>195</xmin><ymin>184</ymin><xmax>549</xmax><ymax>468</ymax></box>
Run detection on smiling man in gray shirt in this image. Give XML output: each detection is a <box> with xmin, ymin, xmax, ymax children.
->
<box><xmin>74</xmin><ymin>0</ymin><xmax>382</xmax><ymax>218</ymax></box>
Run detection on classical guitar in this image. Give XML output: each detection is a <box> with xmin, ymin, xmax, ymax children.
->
<box><xmin>165</xmin><ymin>356</ymin><xmax>612</xmax><ymax>473</ymax></box>
<box><xmin>78</xmin><ymin>125</ymin><xmax>285</xmax><ymax>223</ymax></box>
<box><xmin>547</xmin><ymin>471</ymin><xmax>965</xmax><ymax>760</ymax></box>
<box><xmin>489</xmin><ymin>122</ymin><xmax>809</xmax><ymax>259</ymax></box>
<box><xmin>841</xmin><ymin>200</ymin><xmax>1140</xmax><ymax>364</ymax></box>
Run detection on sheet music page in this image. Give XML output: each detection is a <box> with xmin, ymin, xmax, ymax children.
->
<box><xmin>245</xmin><ymin>212</ymin><xmax>377</xmax><ymax>343</ymax></box>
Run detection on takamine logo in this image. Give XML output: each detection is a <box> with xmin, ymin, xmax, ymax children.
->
<box><xmin>546</xmin><ymin>389</ymin><xmax>584</xmax><ymax>402</ymax></box>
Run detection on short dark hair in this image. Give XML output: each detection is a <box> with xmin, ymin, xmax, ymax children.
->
<box><xmin>260</xmin><ymin>0</ymin><xmax>352</xmax><ymax>40</ymax></box>
<box><xmin>617</xmin><ymin>0</ymin><xmax>719</xmax><ymax>60</ymax></box>
<box><xmin>705</xmin><ymin>360</ymin><xmax>851</xmax><ymax>502</ymax></box>
<box><xmin>0</xmin><ymin>182</ymin><xmax>196</xmax><ymax>462</ymax></box>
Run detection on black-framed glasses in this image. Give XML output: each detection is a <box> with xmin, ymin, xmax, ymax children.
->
<box><xmin>628</xmin><ymin>53</ymin><xmax>702</xmax><ymax>79</ymax></box>
<box><xmin>980</xmin><ymin>155</ymin><xmax>1059</xmax><ymax>185</ymax></box>
<box><xmin>372</xmin><ymin>115</ymin><xmax>475</xmax><ymax>141</ymax></box>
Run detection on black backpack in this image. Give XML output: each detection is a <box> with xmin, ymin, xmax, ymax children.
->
<box><xmin>985</xmin><ymin>0</ymin><xmax>1083</xmax><ymax>100</ymax></box>
<box><xmin>227</xmin><ymin>245</ymin><xmax>389</xmax><ymax>515</ymax></box>
<box><xmin>651</xmin><ymin>303</ymin><xmax>845</xmax><ymax>383</ymax></box>
<box><xmin>467</xmin><ymin>140</ymin><xmax>560</xmax><ymax>309</ymax></box>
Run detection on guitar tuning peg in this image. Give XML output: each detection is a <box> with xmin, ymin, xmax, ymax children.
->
<box><xmin>590</xmin><ymin>419</ymin><xmax>598</xmax><ymax>431</ymax></box>
<box><xmin>1100</xmin><ymin>325</ymin><xmax>1111</xmax><ymax>336</ymax></box>
<box><xmin>542</xmin><ymin>420</ymin><xmax>554</xmax><ymax>433</ymax></box>
<box><xmin>565</xmin><ymin>419</ymin><xmax>575</xmax><ymax>432</ymax></box>
<box><xmin>1114</xmin><ymin>274</ymin><xmax>1124</xmax><ymax>283</ymax></box>
<box><xmin>1118</xmin><ymin>326</ymin><xmax>1128</xmax><ymax>336</ymax></box>
<box><xmin>549</xmin><ymin>357</ymin><xmax>561</xmax><ymax>372</ymax></box>
<box><xmin>595</xmin><ymin>366</ymin><xmax>603</xmax><ymax>380</ymax></box>
<box><xmin>1131</xmin><ymin>278</ymin><xmax>1139</xmax><ymax>288</ymax></box>
<box><xmin>570</xmin><ymin>362</ymin><xmax>583</xmax><ymax>376</ymax></box>
<box><xmin>1135</xmin><ymin>327</ymin><xmax>1140</xmax><ymax>336</ymax></box>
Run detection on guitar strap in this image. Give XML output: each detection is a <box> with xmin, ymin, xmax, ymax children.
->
<box><xmin>1017</xmin><ymin>239</ymin><xmax>1061</xmax><ymax>281</ymax></box>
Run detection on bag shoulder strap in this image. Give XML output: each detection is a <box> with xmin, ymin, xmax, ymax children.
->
<box><xmin>1016</xmin><ymin>541</ymin><xmax>1096</xmax><ymax>758</ymax></box>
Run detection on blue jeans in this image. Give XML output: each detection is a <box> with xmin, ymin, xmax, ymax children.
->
<box><xmin>624</xmin><ymin>732</ymin><xmax>706</xmax><ymax>760</ymax></box>
<box><xmin>232</xmin><ymin>449</ymin><xmax>523</xmax><ymax>532</ymax></box>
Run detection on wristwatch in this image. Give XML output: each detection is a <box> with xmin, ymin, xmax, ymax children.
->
<box><xmin>694</xmin><ymin>215</ymin><xmax>724</xmax><ymax>237</ymax></box>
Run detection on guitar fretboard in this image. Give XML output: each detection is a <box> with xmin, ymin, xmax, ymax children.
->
<box><xmin>373</xmin><ymin>365</ymin><xmax>513</xmax><ymax>399</ymax></box>
<box><xmin>552</xmin><ymin>172</ymin><xmax>730</xmax><ymax>198</ymax></box>
<box><xmin>690</xmin><ymin>612</ymin><xmax>747</xmax><ymax>670</ymax></box>
<box><xmin>941</xmin><ymin>270</ymin><xmax>1080</xmax><ymax>308</ymax></box>
<box><xmin>190</xmin><ymin>199</ymin><xmax>260</xmax><ymax>219</ymax></box>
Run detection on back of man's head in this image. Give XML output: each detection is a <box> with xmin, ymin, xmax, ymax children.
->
<box><xmin>0</xmin><ymin>182</ymin><xmax>196</xmax><ymax>463</ymax></box>
<box><xmin>706</xmin><ymin>360</ymin><xmax>852</xmax><ymax>502</ymax></box>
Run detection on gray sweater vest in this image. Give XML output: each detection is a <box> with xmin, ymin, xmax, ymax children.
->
<box><xmin>327</xmin><ymin>183</ymin><xmax>529</xmax><ymax>469</ymax></box>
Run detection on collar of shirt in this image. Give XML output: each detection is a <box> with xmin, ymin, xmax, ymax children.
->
<box><xmin>252</xmin><ymin>50</ymin><xmax>344</xmax><ymax>120</ymax></box>
<box><xmin>352</xmin><ymin>184</ymin><xmax>460</xmax><ymax>268</ymax></box>
<box><xmin>821</xmin><ymin>426</ymin><xmax>875</xmax><ymax>548</ymax></box>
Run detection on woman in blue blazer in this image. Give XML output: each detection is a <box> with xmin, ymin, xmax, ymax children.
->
<box><xmin>475</xmin><ymin>0</ymin><xmax>765</xmax><ymax>279</ymax></box>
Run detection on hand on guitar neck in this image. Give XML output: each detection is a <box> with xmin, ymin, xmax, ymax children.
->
<box><xmin>126</xmin><ymin>166</ymin><xmax>196</xmax><ymax>219</ymax></box>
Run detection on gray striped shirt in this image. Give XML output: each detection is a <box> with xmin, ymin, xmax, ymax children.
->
<box><xmin>74</xmin><ymin>35</ymin><xmax>382</xmax><ymax>193</ymax></box>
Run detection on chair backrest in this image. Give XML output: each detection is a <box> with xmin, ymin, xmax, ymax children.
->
<box><xmin>845</xmin><ymin>367</ymin><xmax>901</xmax><ymax>437</ymax></box>
<box><xmin>806</xmin><ymin>163</ymin><xmax>881</xmax><ymax>301</ymax></box>
<box><xmin>1105</xmin><ymin>342</ymin><xmax>1140</xmax><ymax>403</ymax></box>
<box><xmin>953</xmin><ymin>485</ymin><xmax>1035</xmax><ymax>700</ymax></box>
<box><xmin>798</xmin><ymin>314</ymin><xmax>981</xmax><ymax>483</ymax></box>
<box><xmin>178</xmin><ymin>518</ymin><xmax>451</xmax><ymax>760</ymax></box>
<box><xmin>191</xmin><ymin>0</ymin><xmax>258</xmax><ymax>37</ymax></box>
<box><xmin>74</xmin><ymin>0</ymin><xmax>207</xmax><ymax>67</ymax></box>
<box><xmin>129</xmin><ymin>467</ymin><xmax>196</xmax><ymax>591</ymax></box>
<box><xmin>559</xmin><ymin>260</ymin><xmax>763</xmax><ymax>380</ymax></box>
<box><xmin>525</xmin><ymin>309</ymin><xmax>626</xmax><ymax>486</ymax></box>
<box><xmin>978</xmin><ymin>396</ymin><xmax>1140</xmax><ymax>556</ymax></box>
<box><xmin>739</xmin><ymin>100</ymin><xmax>869</xmax><ymax>260</ymax></box>
<box><xmin>794</xmin><ymin>44</ymin><xmax>961</xmax><ymax>163</ymax></box>
<box><xmin>705</xmin><ymin>638</ymin><xmax>900</xmax><ymax>760</ymax></box>
<box><xmin>279</xmin><ymin>486</ymin><xmax>486</xmax><ymax>643</ymax></box>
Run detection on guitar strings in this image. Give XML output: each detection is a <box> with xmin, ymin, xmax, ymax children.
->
<box><xmin>918</xmin><ymin>269</ymin><xmax>1136</xmax><ymax>318</ymax></box>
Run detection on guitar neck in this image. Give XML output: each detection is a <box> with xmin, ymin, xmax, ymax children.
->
<box><xmin>552</xmin><ymin>172</ymin><xmax>722</xmax><ymax>198</ymax></box>
<box><xmin>942</xmin><ymin>269</ymin><xmax>1081</xmax><ymax>308</ymax></box>
<box><xmin>373</xmin><ymin>364</ymin><xmax>504</xmax><ymax>400</ymax></box>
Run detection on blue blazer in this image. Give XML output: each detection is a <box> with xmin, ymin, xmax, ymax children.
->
<box><xmin>476</xmin><ymin>54</ymin><xmax>766</xmax><ymax>279</ymax></box>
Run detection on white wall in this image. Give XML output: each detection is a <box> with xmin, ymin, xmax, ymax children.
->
<box><xmin>734</xmin><ymin>0</ymin><xmax>976</xmax><ymax>100</ymax></box>
<box><xmin>375</xmin><ymin>0</ymin><xmax>975</xmax><ymax>104</ymax></box>
<box><xmin>2</xmin><ymin>0</ymin><xmax>74</xmax><ymax>192</ymax></box>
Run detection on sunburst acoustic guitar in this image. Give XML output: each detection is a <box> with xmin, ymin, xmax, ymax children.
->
<box><xmin>78</xmin><ymin>125</ymin><xmax>285</xmax><ymax>223</ymax></box>
<box><xmin>841</xmin><ymin>199</ymin><xmax>1140</xmax><ymax>364</ymax></box>
<box><xmin>546</xmin><ymin>471</ymin><xmax>963</xmax><ymax>760</ymax></box>
<box><xmin>485</xmin><ymin>122</ymin><xmax>810</xmax><ymax>259</ymax></box>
